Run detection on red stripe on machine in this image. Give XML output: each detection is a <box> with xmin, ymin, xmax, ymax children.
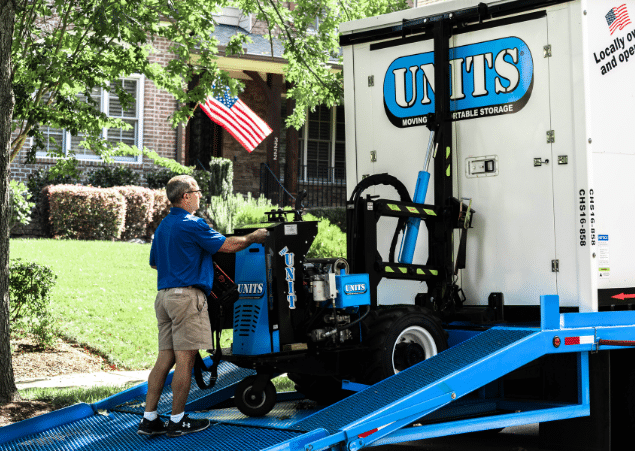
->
<box><xmin>359</xmin><ymin>428</ymin><xmax>379</xmax><ymax>438</ymax></box>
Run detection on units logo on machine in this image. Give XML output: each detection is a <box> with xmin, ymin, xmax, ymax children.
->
<box><xmin>383</xmin><ymin>37</ymin><xmax>534</xmax><ymax>128</ymax></box>
<box><xmin>279</xmin><ymin>246</ymin><xmax>297</xmax><ymax>309</ymax></box>
<box><xmin>344</xmin><ymin>283</ymin><xmax>367</xmax><ymax>295</ymax></box>
<box><xmin>238</xmin><ymin>282</ymin><xmax>265</xmax><ymax>298</ymax></box>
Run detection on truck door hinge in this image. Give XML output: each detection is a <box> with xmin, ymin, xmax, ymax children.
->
<box><xmin>546</xmin><ymin>130</ymin><xmax>555</xmax><ymax>143</ymax></box>
<box><xmin>544</xmin><ymin>45</ymin><xmax>552</xmax><ymax>58</ymax></box>
<box><xmin>552</xmin><ymin>259</ymin><xmax>559</xmax><ymax>272</ymax></box>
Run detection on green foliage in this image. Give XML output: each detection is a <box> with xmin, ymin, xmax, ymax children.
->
<box><xmin>234</xmin><ymin>0</ymin><xmax>409</xmax><ymax>129</ymax></box>
<box><xmin>27</xmin><ymin>165</ymin><xmax>82</xmax><ymax>205</ymax></box>
<box><xmin>306</xmin><ymin>207</ymin><xmax>345</xmax><ymax>232</ymax></box>
<box><xmin>9</xmin><ymin>259</ymin><xmax>58</xmax><ymax>347</ymax></box>
<box><xmin>46</xmin><ymin>185</ymin><xmax>127</xmax><ymax>240</ymax></box>
<box><xmin>87</xmin><ymin>166</ymin><xmax>141</xmax><ymax>188</ymax></box>
<box><xmin>21</xmin><ymin>384</ymin><xmax>137</xmax><ymax>409</ymax></box>
<box><xmin>304</xmin><ymin>213</ymin><xmax>347</xmax><ymax>258</ymax></box>
<box><xmin>9</xmin><ymin>180</ymin><xmax>35</xmax><ymax>230</ymax></box>
<box><xmin>207</xmin><ymin>193</ymin><xmax>274</xmax><ymax>234</ymax></box>
<box><xmin>209</xmin><ymin>157</ymin><xmax>233</xmax><ymax>197</ymax></box>
<box><xmin>11</xmin><ymin>0</ymin><xmax>248</xmax><ymax>163</ymax></box>
<box><xmin>116</xmin><ymin>186</ymin><xmax>155</xmax><ymax>240</ymax></box>
<box><xmin>11</xmin><ymin>239</ymin><xmax>233</xmax><ymax>369</ymax></box>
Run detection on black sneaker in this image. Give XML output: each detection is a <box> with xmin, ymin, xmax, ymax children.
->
<box><xmin>137</xmin><ymin>417</ymin><xmax>167</xmax><ymax>436</ymax></box>
<box><xmin>166</xmin><ymin>414</ymin><xmax>210</xmax><ymax>437</ymax></box>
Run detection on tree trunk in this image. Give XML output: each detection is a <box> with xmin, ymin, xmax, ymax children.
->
<box><xmin>0</xmin><ymin>0</ymin><xmax>19</xmax><ymax>404</ymax></box>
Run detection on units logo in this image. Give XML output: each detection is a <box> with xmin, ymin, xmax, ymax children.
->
<box><xmin>238</xmin><ymin>282</ymin><xmax>265</xmax><ymax>298</ymax></box>
<box><xmin>279</xmin><ymin>246</ymin><xmax>297</xmax><ymax>309</ymax></box>
<box><xmin>383</xmin><ymin>37</ymin><xmax>534</xmax><ymax>128</ymax></box>
<box><xmin>344</xmin><ymin>283</ymin><xmax>367</xmax><ymax>295</ymax></box>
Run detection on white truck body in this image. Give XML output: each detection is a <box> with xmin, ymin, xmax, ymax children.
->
<box><xmin>341</xmin><ymin>0</ymin><xmax>635</xmax><ymax>312</ymax></box>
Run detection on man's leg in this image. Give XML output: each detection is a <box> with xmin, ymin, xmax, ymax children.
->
<box><xmin>166</xmin><ymin>349</ymin><xmax>211</xmax><ymax>437</ymax></box>
<box><xmin>145</xmin><ymin>349</ymin><xmax>176</xmax><ymax>412</ymax></box>
<box><xmin>138</xmin><ymin>349</ymin><xmax>175</xmax><ymax>435</ymax></box>
<box><xmin>170</xmin><ymin>349</ymin><xmax>198</xmax><ymax>415</ymax></box>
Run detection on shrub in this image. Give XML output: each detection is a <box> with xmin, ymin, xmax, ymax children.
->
<box><xmin>47</xmin><ymin>185</ymin><xmax>126</xmax><ymax>240</ymax></box>
<box><xmin>209</xmin><ymin>157</ymin><xmax>233</xmax><ymax>198</ymax></box>
<box><xmin>116</xmin><ymin>186</ymin><xmax>154</xmax><ymax>240</ymax></box>
<box><xmin>148</xmin><ymin>189</ymin><xmax>171</xmax><ymax>236</ymax></box>
<box><xmin>146</xmin><ymin>167</ymin><xmax>179</xmax><ymax>190</ymax></box>
<box><xmin>234</xmin><ymin>193</ymin><xmax>275</xmax><ymax>227</ymax></box>
<box><xmin>9</xmin><ymin>180</ymin><xmax>35</xmax><ymax>231</ymax></box>
<box><xmin>87</xmin><ymin>166</ymin><xmax>141</xmax><ymax>188</ymax></box>
<box><xmin>305</xmin><ymin>213</ymin><xmax>347</xmax><ymax>258</ymax></box>
<box><xmin>27</xmin><ymin>166</ymin><xmax>81</xmax><ymax>204</ymax></box>
<box><xmin>306</xmin><ymin>207</ymin><xmax>346</xmax><ymax>232</ymax></box>
<box><xmin>9</xmin><ymin>259</ymin><xmax>58</xmax><ymax>347</ymax></box>
<box><xmin>207</xmin><ymin>193</ymin><xmax>274</xmax><ymax>234</ymax></box>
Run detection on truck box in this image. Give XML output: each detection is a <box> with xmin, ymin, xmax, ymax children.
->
<box><xmin>341</xmin><ymin>0</ymin><xmax>635</xmax><ymax>312</ymax></box>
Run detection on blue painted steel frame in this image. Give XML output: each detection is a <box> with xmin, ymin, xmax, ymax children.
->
<box><xmin>279</xmin><ymin>295</ymin><xmax>635</xmax><ymax>451</ymax></box>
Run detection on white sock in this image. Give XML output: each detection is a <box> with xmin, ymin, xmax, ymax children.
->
<box><xmin>143</xmin><ymin>411</ymin><xmax>158</xmax><ymax>421</ymax></box>
<box><xmin>170</xmin><ymin>412</ymin><xmax>185</xmax><ymax>423</ymax></box>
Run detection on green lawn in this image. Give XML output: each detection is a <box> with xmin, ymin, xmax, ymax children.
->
<box><xmin>11</xmin><ymin>239</ymin><xmax>230</xmax><ymax>370</ymax></box>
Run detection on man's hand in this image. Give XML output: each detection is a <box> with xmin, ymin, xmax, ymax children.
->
<box><xmin>249</xmin><ymin>228</ymin><xmax>268</xmax><ymax>244</ymax></box>
<box><xmin>219</xmin><ymin>228</ymin><xmax>268</xmax><ymax>253</ymax></box>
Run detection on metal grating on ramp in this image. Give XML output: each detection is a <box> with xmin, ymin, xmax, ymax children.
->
<box><xmin>113</xmin><ymin>362</ymin><xmax>254</xmax><ymax>415</ymax></box>
<box><xmin>205</xmin><ymin>401</ymin><xmax>320</xmax><ymax>429</ymax></box>
<box><xmin>0</xmin><ymin>412</ymin><xmax>304</xmax><ymax>451</ymax></box>
<box><xmin>293</xmin><ymin>328</ymin><xmax>536</xmax><ymax>434</ymax></box>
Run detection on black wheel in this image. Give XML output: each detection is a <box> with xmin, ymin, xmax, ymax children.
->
<box><xmin>361</xmin><ymin>306</ymin><xmax>448</xmax><ymax>384</ymax></box>
<box><xmin>234</xmin><ymin>375</ymin><xmax>276</xmax><ymax>417</ymax></box>
<box><xmin>287</xmin><ymin>373</ymin><xmax>348</xmax><ymax>405</ymax></box>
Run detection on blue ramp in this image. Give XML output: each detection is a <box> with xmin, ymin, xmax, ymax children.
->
<box><xmin>292</xmin><ymin>328</ymin><xmax>539</xmax><ymax>435</ymax></box>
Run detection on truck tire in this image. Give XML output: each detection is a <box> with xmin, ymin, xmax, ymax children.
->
<box><xmin>287</xmin><ymin>373</ymin><xmax>346</xmax><ymax>405</ymax></box>
<box><xmin>234</xmin><ymin>375</ymin><xmax>277</xmax><ymax>417</ymax></box>
<box><xmin>361</xmin><ymin>306</ymin><xmax>447</xmax><ymax>384</ymax></box>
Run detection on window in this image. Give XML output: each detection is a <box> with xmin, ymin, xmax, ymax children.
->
<box><xmin>37</xmin><ymin>76</ymin><xmax>144</xmax><ymax>162</ymax></box>
<box><xmin>299</xmin><ymin>104</ymin><xmax>345</xmax><ymax>182</ymax></box>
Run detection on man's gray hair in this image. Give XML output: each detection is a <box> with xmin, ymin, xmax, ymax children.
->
<box><xmin>166</xmin><ymin>175</ymin><xmax>196</xmax><ymax>204</ymax></box>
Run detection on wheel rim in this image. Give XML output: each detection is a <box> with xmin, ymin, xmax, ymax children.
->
<box><xmin>391</xmin><ymin>326</ymin><xmax>437</xmax><ymax>373</ymax></box>
<box><xmin>242</xmin><ymin>387</ymin><xmax>266</xmax><ymax>409</ymax></box>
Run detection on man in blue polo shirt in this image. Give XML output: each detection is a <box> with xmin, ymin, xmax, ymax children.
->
<box><xmin>138</xmin><ymin>175</ymin><xmax>267</xmax><ymax>438</ymax></box>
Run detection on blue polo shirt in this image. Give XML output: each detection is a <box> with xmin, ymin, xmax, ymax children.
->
<box><xmin>149</xmin><ymin>207</ymin><xmax>226</xmax><ymax>295</ymax></box>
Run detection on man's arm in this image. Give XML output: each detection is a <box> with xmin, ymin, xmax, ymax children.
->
<box><xmin>218</xmin><ymin>229</ymin><xmax>268</xmax><ymax>253</ymax></box>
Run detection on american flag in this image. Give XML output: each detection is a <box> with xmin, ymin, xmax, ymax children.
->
<box><xmin>200</xmin><ymin>87</ymin><xmax>272</xmax><ymax>153</ymax></box>
<box><xmin>606</xmin><ymin>4</ymin><xmax>631</xmax><ymax>35</ymax></box>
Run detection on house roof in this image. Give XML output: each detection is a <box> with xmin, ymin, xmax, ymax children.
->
<box><xmin>213</xmin><ymin>24</ymin><xmax>341</xmax><ymax>76</ymax></box>
<box><xmin>215</xmin><ymin>24</ymin><xmax>286</xmax><ymax>60</ymax></box>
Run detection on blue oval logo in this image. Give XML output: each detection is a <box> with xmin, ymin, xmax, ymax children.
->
<box><xmin>383</xmin><ymin>37</ymin><xmax>534</xmax><ymax>127</ymax></box>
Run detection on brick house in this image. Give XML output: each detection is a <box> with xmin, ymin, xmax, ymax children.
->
<box><xmin>9</xmin><ymin>6</ymin><xmax>347</xmax><ymax>208</ymax></box>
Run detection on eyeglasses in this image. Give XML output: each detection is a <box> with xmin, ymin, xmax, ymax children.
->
<box><xmin>183</xmin><ymin>190</ymin><xmax>202</xmax><ymax>196</ymax></box>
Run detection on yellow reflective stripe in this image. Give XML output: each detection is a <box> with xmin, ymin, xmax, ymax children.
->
<box><xmin>398</xmin><ymin>267</ymin><xmax>407</xmax><ymax>274</ymax></box>
<box><xmin>424</xmin><ymin>209</ymin><xmax>436</xmax><ymax>216</ymax></box>
<box><xmin>446</xmin><ymin>146</ymin><xmax>451</xmax><ymax>158</ymax></box>
<box><xmin>446</xmin><ymin>164</ymin><xmax>451</xmax><ymax>177</ymax></box>
<box><xmin>384</xmin><ymin>266</ymin><xmax>394</xmax><ymax>273</ymax></box>
<box><xmin>416</xmin><ymin>269</ymin><xmax>425</xmax><ymax>275</ymax></box>
<box><xmin>406</xmin><ymin>206</ymin><xmax>419</xmax><ymax>213</ymax></box>
<box><xmin>388</xmin><ymin>204</ymin><xmax>401</xmax><ymax>211</ymax></box>
<box><xmin>430</xmin><ymin>270</ymin><xmax>438</xmax><ymax>276</ymax></box>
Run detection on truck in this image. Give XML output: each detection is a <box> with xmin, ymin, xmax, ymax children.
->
<box><xmin>2</xmin><ymin>1</ymin><xmax>635</xmax><ymax>450</ymax></box>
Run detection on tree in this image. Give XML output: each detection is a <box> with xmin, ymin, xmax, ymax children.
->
<box><xmin>1</xmin><ymin>0</ymin><xmax>18</xmax><ymax>403</ymax></box>
<box><xmin>0</xmin><ymin>0</ymin><xmax>407</xmax><ymax>404</ymax></box>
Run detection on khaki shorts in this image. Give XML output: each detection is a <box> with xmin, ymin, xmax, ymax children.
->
<box><xmin>155</xmin><ymin>287</ymin><xmax>214</xmax><ymax>351</ymax></box>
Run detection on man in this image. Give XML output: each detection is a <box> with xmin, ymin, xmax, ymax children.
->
<box><xmin>138</xmin><ymin>175</ymin><xmax>267</xmax><ymax>438</ymax></box>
